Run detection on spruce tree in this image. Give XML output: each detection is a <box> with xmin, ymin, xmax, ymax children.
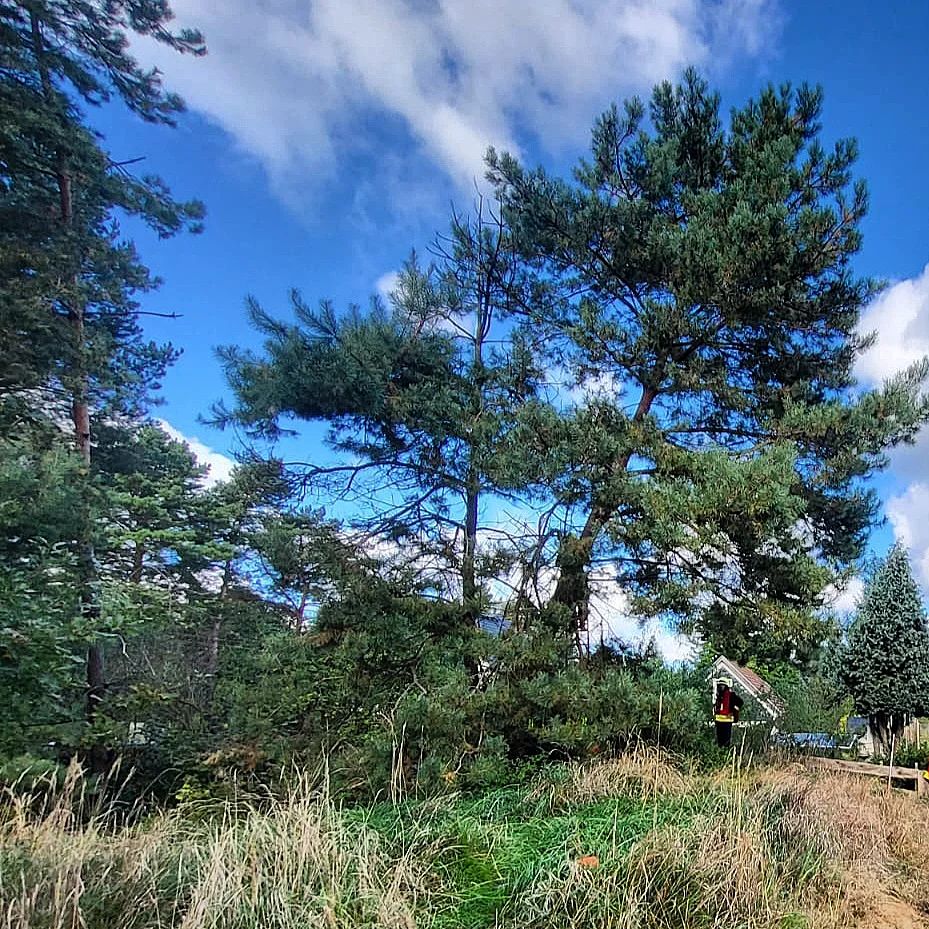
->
<box><xmin>839</xmin><ymin>544</ymin><xmax>929</xmax><ymax>755</ymax></box>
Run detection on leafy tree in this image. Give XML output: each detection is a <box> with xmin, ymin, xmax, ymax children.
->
<box><xmin>91</xmin><ymin>440</ymin><xmax>303</xmax><ymax>777</ymax></box>
<box><xmin>838</xmin><ymin>543</ymin><xmax>929</xmax><ymax>756</ymax></box>
<box><xmin>81</xmin><ymin>431</ymin><xmax>302</xmax><ymax>774</ymax></box>
<box><xmin>487</xmin><ymin>70</ymin><xmax>929</xmax><ymax>654</ymax></box>
<box><xmin>0</xmin><ymin>479</ymin><xmax>83</xmax><ymax>755</ymax></box>
<box><xmin>211</xmin><ymin>524</ymin><xmax>471</xmax><ymax>790</ymax></box>
<box><xmin>0</xmin><ymin>411</ymin><xmax>86</xmax><ymax>754</ymax></box>
<box><xmin>0</xmin><ymin>420</ymin><xmax>217</xmax><ymax>761</ymax></box>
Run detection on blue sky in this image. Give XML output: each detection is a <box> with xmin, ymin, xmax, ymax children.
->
<box><xmin>93</xmin><ymin>0</ymin><xmax>929</xmax><ymax>619</ymax></box>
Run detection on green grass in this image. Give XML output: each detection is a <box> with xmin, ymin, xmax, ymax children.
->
<box><xmin>360</xmin><ymin>790</ymin><xmax>700</xmax><ymax>928</ymax></box>
<box><xmin>340</xmin><ymin>765</ymin><xmax>771</xmax><ymax>929</ymax></box>
<box><xmin>4</xmin><ymin>752</ymin><xmax>926</xmax><ymax>929</ymax></box>
<box><xmin>433</xmin><ymin>796</ymin><xmax>694</xmax><ymax>927</ymax></box>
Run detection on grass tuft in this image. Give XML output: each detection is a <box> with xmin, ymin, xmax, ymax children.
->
<box><xmin>2</xmin><ymin>756</ymin><xmax>928</xmax><ymax>928</ymax></box>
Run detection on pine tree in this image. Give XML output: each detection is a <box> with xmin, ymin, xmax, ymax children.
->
<box><xmin>487</xmin><ymin>70</ymin><xmax>929</xmax><ymax>653</ymax></box>
<box><xmin>0</xmin><ymin>421</ymin><xmax>211</xmax><ymax>756</ymax></box>
<box><xmin>215</xmin><ymin>202</ymin><xmax>544</xmax><ymax>622</ymax></box>
<box><xmin>0</xmin><ymin>1</ymin><xmax>205</xmax><ymax>767</ymax></box>
<box><xmin>839</xmin><ymin>544</ymin><xmax>929</xmax><ymax>756</ymax></box>
<box><xmin>94</xmin><ymin>422</ymin><xmax>213</xmax><ymax>594</ymax></box>
<box><xmin>193</xmin><ymin>460</ymin><xmax>290</xmax><ymax>678</ymax></box>
<box><xmin>0</xmin><ymin>1</ymin><xmax>205</xmax><ymax>403</ymax></box>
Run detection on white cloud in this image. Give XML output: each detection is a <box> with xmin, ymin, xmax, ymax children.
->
<box><xmin>157</xmin><ymin>420</ymin><xmax>236</xmax><ymax>488</ymax></box>
<box><xmin>857</xmin><ymin>269</ymin><xmax>929</xmax><ymax>497</ymax></box>
<box><xmin>375</xmin><ymin>270</ymin><xmax>400</xmax><ymax>301</ymax></box>
<box><xmin>587</xmin><ymin>578</ymin><xmax>697</xmax><ymax>664</ymax></box>
<box><xmin>479</xmin><ymin>503</ymin><xmax>698</xmax><ymax>663</ymax></box>
<box><xmin>139</xmin><ymin>0</ymin><xmax>779</xmax><ymax>204</ymax></box>
<box><xmin>492</xmin><ymin>557</ymin><xmax>695</xmax><ymax>663</ymax></box>
<box><xmin>574</xmin><ymin>371</ymin><xmax>623</xmax><ymax>405</ymax></box>
<box><xmin>887</xmin><ymin>483</ymin><xmax>929</xmax><ymax>590</ymax></box>
<box><xmin>856</xmin><ymin>266</ymin><xmax>929</xmax><ymax>590</ymax></box>
<box><xmin>856</xmin><ymin>264</ymin><xmax>929</xmax><ymax>387</ymax></box>
<box><xmin>822</xmin><ymin>575</ymin><xmax>864</xmax><ymax>616</ymax></box>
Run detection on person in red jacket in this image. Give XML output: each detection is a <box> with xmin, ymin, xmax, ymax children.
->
<box><xmin>714</xmin><ymin>682</ymin><xmax>743</xmax><ymax>747</ymax></box>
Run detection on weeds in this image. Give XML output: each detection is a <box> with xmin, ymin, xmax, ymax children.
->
<box><xmin>1</xmin><ymin>755</ymin><xmax>927</xmax><ymax>928</ymax></box>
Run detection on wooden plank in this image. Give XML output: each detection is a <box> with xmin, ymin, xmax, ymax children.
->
<box><xmin>803</xmin><ymin>756</ymin><xmax>918</xmax><ymax>779</ymax></box>
<box><xmin>802</xmin><ymin>756</ymin><xmax>920</xmax><ymax>780</ymax></box>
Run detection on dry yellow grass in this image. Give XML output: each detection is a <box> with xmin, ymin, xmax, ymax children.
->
<box><xmin>2</xmin><ymin>757</ymin><xmax>929</xmax><ymax>929</ymax></box>
<box><xmin>526</xmin><ymin>745</ymin><xmax>692</xmax><ymax>812</ymax></box>
<box><xmin>0</xmin><ymin>763</ymin><xmax>430</xmax><ymax>929</ymax></box>
<box><xmin>780</xmin><ymin>768</ymin><xmax>929</xmax><ymax>925</ymax></box>
<box><xmin>510</xmin><ymin>761</ymin><xmax>929</xmax><ymax>929</ymax></box>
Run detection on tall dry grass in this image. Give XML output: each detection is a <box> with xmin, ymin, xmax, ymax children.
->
<box><xmin>1</xmin><ymin>755</ymin><xmax>928</xmax><ymax>929</ymax></box>
<box><xmin>508</xmin><ymin>760</ymin><xmax>842</xmax><ymax>929</ymax></box>
<box><xmin>0</xmin><ymin>762</ymin><xmax>431</xmax><ymax>929</ymax></box>
<box><xmin>528</xmin><ymin>745</ymin><xmax>693</xmax><ymax>809</ymax></box>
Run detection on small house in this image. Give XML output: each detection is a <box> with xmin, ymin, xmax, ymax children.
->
<box><xmin>708</xmin><ymin>655</ymin><xmax>785</xmax><ymax>729</ymax></box>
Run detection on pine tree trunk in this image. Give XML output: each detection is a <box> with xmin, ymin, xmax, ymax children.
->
<box><xmin>69</xmin><ymin>142</ymin><xmax>107</xmax><ymax>773</ymax></box>
<box><xmin>31</xmin><ymin>12</ymin><xmax>106</xmax><ymax>772</ymax></box>
<box><xmin>462</xmin><ymin>477</ymin><xmax>479</xmax><ymax>609</ymax></box>
<box><xmin>550</xmin><ymin>515</ymin><xmax>599</xmax><ymax>660</ymax></box>
<box><xmin>461</xmin><ymin>281</ymin><xmax>489</xmax><ymax>623</ymax></box>
<box><xmin>207</xmin><ymin>616</ymin><xmax>222</xmax><ymax>678</ymax></box>
<box><xmin>131</xmin><ymin>542</ymin><xmax>145</xmax><ymax>584</ymax></box>
<box><xmin>548</xmin><ymin>385</ymin><xmax>657</xmax><ymax>654</ymax></box>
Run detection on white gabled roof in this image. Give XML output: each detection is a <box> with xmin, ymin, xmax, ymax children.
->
<box><xmin>709</xmin><ymin>655</ymin><xmax>786</xmax><ymax>720</ymax></box>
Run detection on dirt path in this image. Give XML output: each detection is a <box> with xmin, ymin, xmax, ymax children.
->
<box><xmin>860</xmin><ymin>896</ymin><xmax>926</xmax><ymax>929</ymax></box>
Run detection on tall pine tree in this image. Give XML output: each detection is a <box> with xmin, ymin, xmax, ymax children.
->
<box><xmin>487</xmin><ymin>70</ymin><xmax>929</xmax><ymax>657</ymax></box>
<box><xmin>0</xmin><ymin>1</ymin><xmax>204</xmax><ymax>766</ymax></box>
<box><xmin>215</xmin><ymin>202</ymin><xmax>545</xmax><ymax>622</ymax></box>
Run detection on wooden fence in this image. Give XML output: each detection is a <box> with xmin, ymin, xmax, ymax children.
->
<box><xmin>803</xmin><ymin>756</ymin><xmax>929</xmax><ymax>797</ymax></box>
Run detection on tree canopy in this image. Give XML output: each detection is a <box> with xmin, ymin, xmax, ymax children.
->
<box><xmin>218</xmin><ymin>71</ymin><xmax>929</xmax><ymax>663</ymax></box>
<box><xmin>1</xmin><ymin>48</ymin><xmax>927</xmax><ymax>795</ymax></box>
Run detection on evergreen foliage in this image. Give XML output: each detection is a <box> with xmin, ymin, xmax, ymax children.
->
<box><xmin>839</xmin><ymin>543</ymin><xmax>929</xmax><ymax>754</ymax></box>
<box><xmin>0</xmin><ymin>0</ymin><xmax>205</xmax><ymax>408</ymax></box>
<box><xmin>217</xmin><ymin>72</ymin><xmax>929</xmax><ymax>665</ymax></box>
<box><xmin>0</xmin><ymin>0</ymin><xmax>204</xmax><ymax>765</ymax></box>
<box><xmin>214</xmin><ymin>204</ymin><xmax>547</xmax><ymax>618</ymax></box>
<box><xmin>486</xmin><ymin>71</ymin><xmax>929</xmax><ymax>656</ymax></box>
<box><xmin>1</xmin><ymin>42</ymin><xmax>926</xmax><ymax>801</ymax></box>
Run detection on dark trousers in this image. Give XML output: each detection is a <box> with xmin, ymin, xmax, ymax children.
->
<box><xmin>715</xmin><ymin>720</ymin><xmax>733</xmax><ymax>747</ymax></box>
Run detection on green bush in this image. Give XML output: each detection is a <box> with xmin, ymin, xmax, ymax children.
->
<box><xmin>892</xmin><ymin>741</ymin><xmax>929</xmax><ymax>769</ymax></box>
<box><xmin>107</xmin><ymin>563</ymin><xmax>714</xmax><ymax>801</ymax></box>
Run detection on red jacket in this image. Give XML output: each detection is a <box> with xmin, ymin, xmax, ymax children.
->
<box><xmin>714</xmin><ymin>689</ymin><xmax>742</xmax><ymax>722</ymax></box>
